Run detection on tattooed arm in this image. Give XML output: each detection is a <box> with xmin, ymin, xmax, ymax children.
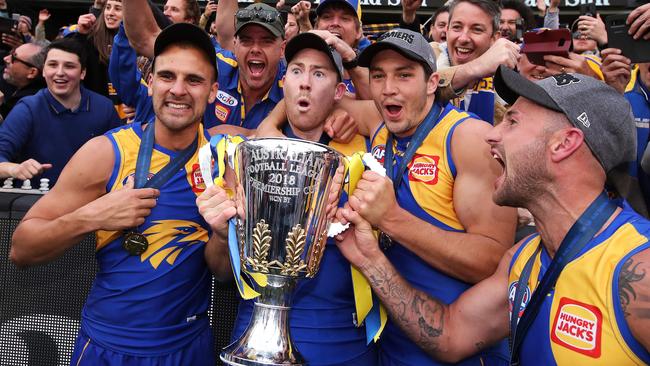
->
<box><xmin>335</xmin><ymin>207</ymin><xmax>512</xmax><ymax>362</ymax></box>
<box><xmin>620</xmin><ymin>248</ymin><xmax>650</xmax><ymax>350</ymax></box>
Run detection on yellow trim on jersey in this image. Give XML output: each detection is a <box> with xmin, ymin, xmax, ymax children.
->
<box><xmin>510</xmin><ymin>222</ymin><xmax>650</xmax><ymax>364</ymax></box>
<box><xmin>217</xmin><ymin>52</ymin><xmax>238</xmax><ymax>68</ymax></box>
<box><xmin>625</xmin><ymin>65</ymin><xmax>639</xmax><ymax>94</ymax></box>
<box><xmin>584</xmin><ymin>55</ymin><xmax>604</xmax><ymax>81</ymax></box>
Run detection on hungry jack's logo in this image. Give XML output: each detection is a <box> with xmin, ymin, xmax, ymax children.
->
<box><xmin>408</xmin><ymin>154</ymin><xmax>440</xmax><ymax>185</ymax></box>
<box><xmin>551</xmin><ymin>297</ymin><xmax>602</xmax><ymax>358</ymax></box>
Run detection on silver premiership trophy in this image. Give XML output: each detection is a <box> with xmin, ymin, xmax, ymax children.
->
<box><xmin>221</xmin><ymin>138</ymin><xmax>344</xmax><ymax>366</ymax></box>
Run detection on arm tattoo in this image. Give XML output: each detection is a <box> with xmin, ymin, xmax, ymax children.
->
<box><xmin>366</xmin><ymin>262</ymin><xmax>447</xmax><ymax>353</ymax></box>
<box><xmin>619</xmin><ymin>257</ymin><xmax>646</xmax><ymax>317</ymax></box>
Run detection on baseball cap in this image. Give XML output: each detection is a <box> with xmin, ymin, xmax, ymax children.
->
<box><xmin>316</xmin><ymin>0</ymin><xmax>362</xmax><ymax>20</ymax></box>
<box><xmin>358</xmin><ymin>28</ymin><xmax>437</xmax><ymax>73</ymax></box>
<box><xmin>153</xmin><ymin>23</ymin><xmax>218</xmax><ymax>79</ymax></box>
<box><xmin>285</xmin><ymin>32</ymin><xmax>344</xmax><ymax>82</ymax></box>
<box><xmin>494</xmin><ymin>65</ymin><xmax>636</xmax><ymax>172</ymax></box>
<box><xmin>235</xmin><ymin>3</ymin><xmax>284</xmax><ymax>39</ymax></box>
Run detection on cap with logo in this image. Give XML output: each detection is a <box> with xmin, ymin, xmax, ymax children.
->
<box><xmin>494</xmin><ymin>65</ymin><xmax>636</xmax><ymax>172</ymax></box>
<box><xmin>316</xmin><ymin>0</ymin><xmax>362</xmax><ymax>20</ymax></box>
<box><xmin>358</xmin><ymin>28</ymin><xmax>437</xmax><ymax>73</ymax></box>
<box><xmin>285</xmin><ymin>32</ymin><xmax>344</xmax><ymax>82</ymax></box>
<box><xmin>153</xmin><ymin>23</ymin><xmax>218</xmax><ymax>79</ymax></box>
<box><xmin>235</xmin><ymin>3</ymin><xmax>285</xmax><ymax>39</ymax></box>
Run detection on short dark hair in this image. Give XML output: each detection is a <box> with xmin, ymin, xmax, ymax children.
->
<box><xmin>184</xmin><ymin>0</ymin><xmax>201</xmax><ymax>25</ymax></box>
<box><xmin>425</xmin><ymin>5</ymin><xmax>450</xmax><ymax>34</ymax></box>
<box><xmin>501</xmin><ymin>0</ymin><xmax>536</xmax><ymax>31</ymax></box>
<box><xmin>449</xmin><ymin>0</ymin><xmax>501</xmax><ymax>35</ymax></box>
<box><xmin>45</xmin><ymin>37</ymin><xmax>87</xmax><ymax>69</ymax></box>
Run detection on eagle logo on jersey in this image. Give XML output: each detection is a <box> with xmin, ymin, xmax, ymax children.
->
<box><xmin>551</xmin><ymin>297</ymin><xmax>602</xmax><ymax>358</ymax></box>
<box><xmin>408</xmin><ymin>154</ymin><xmax>440</xmax><ymax>185</ymax></box>
<box><xmin>140</xmin><ymin>220</ymin><xmax>209</xmax><ymax>269</ymax></box>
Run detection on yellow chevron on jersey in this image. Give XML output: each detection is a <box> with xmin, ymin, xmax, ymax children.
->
<box><xmin>96</xmin><ymin>124</ymin><xmax>209</xmax><ymax>253</ymax></box>
<box><xmin>371</xmin><ymin>106</ymin><xmax>470</xmax><ymax>231</ymax></box>
<box><xmin>509</xmin><ymin>218</ymin><xmax>650</xmax><ymax>364</ymax></box>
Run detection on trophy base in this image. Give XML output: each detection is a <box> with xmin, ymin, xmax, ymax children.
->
<box><xmin>220</xmin><ymin>352</ymin><xmax>305</xmax><ymax>366</ymax></box>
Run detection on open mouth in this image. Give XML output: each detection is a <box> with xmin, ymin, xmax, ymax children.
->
<box><xmin>384</xmin><ymin>104</ymin><xmax>403</xmax><ymax>119</ymax></box>
<box><xmin>248</xmin><ymin>60</ymin><xmax>266</xmax><ymax>76</ymax></box>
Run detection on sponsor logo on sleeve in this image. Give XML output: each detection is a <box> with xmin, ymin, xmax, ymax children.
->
<box><xmin>408</xmin><ymin>154</ymin><xmax>440</xmax><ymax>184</ymax></box>
<box><xmin>215</xmin><ymin>104</ymin><xmax>231</xmax><ymax>123</ymax></box>
<box><xmin>190</xmin><ymin>163</ymin><xmax>206</xmax><ymax>193</ymax></box>
<box><xmin>216</xmin><ymin>91</ymin><xmax>238</xmax><ymax>106</ymax></box>
<box><xmin>551</xmin><ymin>297</ymin><xmax>602</xmax><ymax>358</ymax></box>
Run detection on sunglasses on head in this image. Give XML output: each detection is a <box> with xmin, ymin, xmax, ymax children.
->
<box><xmin>236</xmin><ymin>8</ymin><xmax>280</xmax><ymax>23</ymax></box>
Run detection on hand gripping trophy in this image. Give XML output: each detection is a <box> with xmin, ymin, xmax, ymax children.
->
<box><xmin>203</xmin><ymin>136</ymin><xmax>347</xmax><ymax>366</ymax></box>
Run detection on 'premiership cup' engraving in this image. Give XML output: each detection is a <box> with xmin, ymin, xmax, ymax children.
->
<box><xmin>247</xmin><ymin>151</ymin><xmax>327</xmax><ymax>204</ymax></box>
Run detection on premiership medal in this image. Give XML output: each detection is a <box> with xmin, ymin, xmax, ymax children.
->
<box><xmin>123</xmin><ymin>231</ymin><xmax>149</xmax><ymax>256</ymax></box>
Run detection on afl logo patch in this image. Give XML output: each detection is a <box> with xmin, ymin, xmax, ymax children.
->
<box><xmin>551</xmin><ymin>297</ymin><xmax>602</xmax><ymax>358</ymax></box>
<box><xmin>216</xmin><ymin>90</ymin><xmax>238</xmax><ymax>106</ymax></box>
<box><xmin>508</xmin><ymin>281</ymin><xmax>531</xmax><ymax>320</ymax></box>
<box><xmin>371</xmin><ymin>145</ymin><xmax>386</xmax><ymax>164</ymax></box>
<box><xmin>408</xmin><ymin>154</ymin><xmax>439</xmax><ymax>184</ymax></box>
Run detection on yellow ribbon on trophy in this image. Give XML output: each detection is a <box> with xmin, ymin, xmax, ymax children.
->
<box><xmin>198</xmin><ymin>134</ymin><xmax>267</xmax><ymax>300</ymax></box>
<box><xmin>342</xmin><ymin>152</ymin><xmax>388</xmax><ymax>344</ymax></box>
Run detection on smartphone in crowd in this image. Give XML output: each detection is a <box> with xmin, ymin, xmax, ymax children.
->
<box><xmin>606</xmin><ymin>14</ymin><xmax>650</xmax><ymax>63</ymax></box>
<box><xmin>0</xmin><ymin>18</ymin><xmax>17</xmax><ymax>36</ymax></box>
<box><xmin>521</xmin><ymin>28</ymin><xmax>572</xmax><ymax>66</ymax></box>
<box><xmin>579</xmin><ymin>2</ymin><xmax>597</xmax><ymax>18</ymax></box>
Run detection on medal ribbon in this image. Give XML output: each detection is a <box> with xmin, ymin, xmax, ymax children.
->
<box><xmin>341</xmin><ymin>151</ymin><xmax>388</xmax><ymax>343</ymax></box>
<box><xmin>509</xmin><ymin>192</ymin><xmax>616</xmax><ymax>365</ymax></box>
<box><xmin>199</xmin><ymin>134</ymin><xmax>263</xmax><ymax>300</ymax></box>
<box><xmin>123</xmin><ymin>123</ymin><xmax>199</xmax><ymax>255</ymax></box>
<box><xmin>134</xmin><ymin>122</ymin><xmax>199</xmax><ymax>189</ymax></box>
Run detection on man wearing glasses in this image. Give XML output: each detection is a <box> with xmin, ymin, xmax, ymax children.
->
<box><xmin>0</xmin><ymin>38</ymin><xmax>120</xmax><ymax>184</ymax></box>
<box><xmin>0</xmin><ymin>41</ymin><xmax>47</xmax><ymax>118</ymax></box>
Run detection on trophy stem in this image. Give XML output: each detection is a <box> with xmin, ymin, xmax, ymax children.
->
<box><xmin>221</xmin><ymin>274</ymin><xmax>306</xmax><ymax>366</ymax></box>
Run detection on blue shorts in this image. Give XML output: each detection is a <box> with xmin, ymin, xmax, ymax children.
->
<box><xmin>70</xmin><ymin>327</ymin><xmax>215</xmax><ymax>366</ymax></box>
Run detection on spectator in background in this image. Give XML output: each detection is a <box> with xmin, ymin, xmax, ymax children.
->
<box><xmin>292</xmin><ymin>0</ymin><xmax>372</xmax><ymax>99</ymax></box>
<box><xmin>427</xmin><ymin>5</ymin><xmax>449</xmax><ymax>43</ymax></box>
<box><xmin>572</xmin><ymin>31</ymin><xmax>599</xmax><ymax>56</ymax></box>
<box><xmin>574</xmin><ymin>12</ymin><xmax>607</xmax><ymax>52</ymax></box>
<box><xmin>164</xmin><ymin>0</ymin><xmax>200</xmax><ymax>24</ymax></box>
<box><xmin>0</xmin><ymin>41</ymin><xmax>47</xmax><ymax>119</ymax></box>
<box><xmin>71</xmin><ymin>0</ymin><xmax>127</xmax><ymax>119</ymax></box>
<box><xmin>602</xmin><ymin>49</ymin><xmax>650</xmax><ymax>215</ymax></box>
<box><xmin>199</xmin><ymin>0</ymin><xmax>217</xmax><ymax>33</ymax></box>
<box><xmin>499</xmin><ymin>0</ymin><xmax>535</xmax><ymax>43</ymax></box>
<box><xmin>35</xmin><ymin>9</ymin><xmax>50</xmax><ymax>42</ymax></box>
<box><xmin>17</xmin><ymin>16</ymin><xmax>34</xmax><ymax>43</ymax></box>
<box><xmin>284</xmin><ymin>11</ymin><xmax>300</xmax><ymax>41</ymax></box>
<box><xmin>0</xmin><ymin>38</ymin><xmax>120</xmax><ymax>185</ymax></box>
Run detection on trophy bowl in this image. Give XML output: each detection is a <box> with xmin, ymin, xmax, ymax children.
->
<box><xmin>221</xmin><ymin>138</ymin><xmax>344</xmax><ymax>366</ymax></box>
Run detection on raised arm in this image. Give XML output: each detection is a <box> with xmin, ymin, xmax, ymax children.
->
<box><xmin>122</xmin><ymin>0</ymin><xmax>161</xmax><ymax>58</ymax></box>
<box><xmin>335</xmin><ymin>207</ymin><xmax>511</xmax><ymax>362</ymax></box>
<box><xmin>216</xmin><ymin>0</ymin><xmax>239</xmax><ymax>51</ymax></box>
<box><xmin>10</xmin><ymin>136</ymin><xmax>159</xmax><ymax>267</ymax></box>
